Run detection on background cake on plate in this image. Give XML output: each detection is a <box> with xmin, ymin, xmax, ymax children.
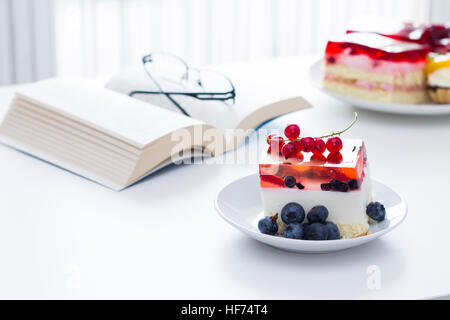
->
<box><xmin>323</xmin><ymin>32</ymin><xmax>429</xmax><ymax>104</ymax></box>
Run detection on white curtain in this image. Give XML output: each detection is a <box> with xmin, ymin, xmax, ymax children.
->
<box><xmin>2</xmin><ymin>0</ymin><xmax>447</xmax><ymax>84</ymax></box>
<box><xmin>53</xmin><ymin>0</ymin><xmax>434</xmax><ymax>77</ymax></box>
<box><xmin>0</xmin><ymin>0</ymin><xmax>55</xmax><ymax>85</ymax></box>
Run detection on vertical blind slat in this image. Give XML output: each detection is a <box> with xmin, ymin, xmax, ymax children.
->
<box><xmin>1</xmin><ymin>0</ymin><xmax>55</xmax><ymax>84</ymax></box>
<box><xmin>31</xmin><ymin>0</ymin><xmax>55</xmax><ymax>80</ymax></box>
<box><xmin>0</xmin><ymin>0</ymin><xmax>13</xmax><ymax>85</ymax></box>
<box><xmin>11</xmin><ymin>0</ymin><xmax>33</xmax><ymax>83</ymax></box>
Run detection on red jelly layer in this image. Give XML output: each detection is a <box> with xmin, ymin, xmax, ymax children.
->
<box><xmin>325</xmin><ymin>32</ymin><xmax>428</xmax><ymax>63</ymax></box>
<box><xmin>347</xmin><ymin>23</ymin><xmax>450</xmax><ymax>53</ymax></box>
<box><xmin>259</xmin><ymin>140</ymin><xmax>368</xmax><ymax>191</ymax></box>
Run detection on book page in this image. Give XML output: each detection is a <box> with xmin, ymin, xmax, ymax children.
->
<box><xmin>14</xmin><ymin>78</ymin><xmax>202</xmax><ymax>149</ymax></box>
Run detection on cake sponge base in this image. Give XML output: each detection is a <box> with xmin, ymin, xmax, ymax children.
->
<box><xmin>428</xmin><ymin>87</ymin><xmax>450</xmax><ymax>104</ymax></box>
<box><xmin>324</xmin><ymin>80</ymin><xmax>428</xmax><ymax>104</ymax></box>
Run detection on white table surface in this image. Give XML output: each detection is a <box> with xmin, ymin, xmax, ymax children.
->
<box><xmin>0</xmin><ymin>58</ymin><xmax>450</xmax><ymax>299</ymax></box>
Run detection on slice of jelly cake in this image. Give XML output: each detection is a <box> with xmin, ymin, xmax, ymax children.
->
<box><xmin>259</xmin><ymin>139</ymin><xmax>372</xmax><ymax>239</ymax></box>
<box><xmin>323</xmin><ymin>32</ymin><xmax>429</xmax><ymax>104</ymax></box>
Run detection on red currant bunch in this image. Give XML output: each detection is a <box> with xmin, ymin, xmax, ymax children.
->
<box><xmin>266</xmin><ymin>112</ymin><xmax>357</xmax><ymax>161</ymax></box>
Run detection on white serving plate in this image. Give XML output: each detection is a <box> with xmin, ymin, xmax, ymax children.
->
<box><xmin>215</xmin><ymin>174</ymin><xmax>407</xmax><ymax>253</ymax></box>
<box><xmin>309</xmin><ymin>59</ymin><xmax>450</xmax><ymax>115</ymax></box>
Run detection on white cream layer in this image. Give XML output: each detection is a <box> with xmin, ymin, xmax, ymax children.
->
<box><xmin>261</xmin><ymin>177</ymin><xmax>373</xmax><ymax>226</ymax></box>
<box><xmin>428</xmin><ymin>67</ymin><xmax>450</xmax><ymax>88</ymax></box>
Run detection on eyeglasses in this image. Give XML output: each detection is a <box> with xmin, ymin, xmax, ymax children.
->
<box><xmin>129</xmin><ymin>53</ymin><xmax>236</xmax><ymax>117</ymax></box>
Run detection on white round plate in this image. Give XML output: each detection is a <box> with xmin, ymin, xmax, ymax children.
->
<box><xmin>309</xmin><ymin>59</ymin><xmax>450</xmax><ymax>115</ymax></box>
<box><xmin>215</xmin><ymin>174</ymin><xmax>407</xmax><ymax>253</ymax></box>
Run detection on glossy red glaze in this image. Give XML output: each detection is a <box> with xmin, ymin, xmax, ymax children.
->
<box><xmin>325</xmin><ymin>32</ymin><xmax>429</xmax><ymax>62</ymax></box>
<box><xmin>347</xmin><ymin>23</ymin><xmax>450</xmax><ymax>53</ymax></box>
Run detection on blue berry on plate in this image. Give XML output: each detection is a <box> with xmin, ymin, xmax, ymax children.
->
<box><xmin>284</xmin><ymin>176</ymin><xmax>296</xmax><ymax>188</ymax></box>
<box><xmin>283</xmin><ymin>222</ymin><xmax>303</xmax><ymax>239</ymax></box>
<box><xmin>324</xmin><ymin>221</ymin><xmax>340</xmax><ymax>240</ymax></box>
<box><xmin>281</xmin><ymin>202</ymin><xmax>305</xmax><ymax>224</ymax></box>
<box><xmin>258</xmin><ymin>214</ymin><xmax>278</xmax><ymax>235</ymax></box>
<box><xmin>304</xmin><ymin>223</ymin><xmax>328</xmax><ymax>240</ymax></box>
<box><xmin>302</xmin><ymin>223</ymin><xmax>311</xmax><ymax>239</ymax></box>
<box><xmin>307</xmin><ymin>205</ymin><xmax>329</xmax><ymax>223</ymax></box>
<box><xmin>366</xmin><ymin>202</ymin><xmax>386</xmax><ymax>222</ymax></box>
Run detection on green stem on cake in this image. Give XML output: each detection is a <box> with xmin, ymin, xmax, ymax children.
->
<box><xmin>284</xmin><ymin>112</ymin><xmax>358</xmax><ymax>142</ymax></box>
<box><xmin>318</xmin><ymin>112</ymin><xmax>358</xmax><ymax>139</ymax></box>
<box><xmin>267</xmin><ymin>112</ymin><xmax>358</xmax><ymax>144</ymax></box>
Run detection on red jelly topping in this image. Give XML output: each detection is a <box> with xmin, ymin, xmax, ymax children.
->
<box><xmin>260</xmin><ymin>174</ymin><xmax>285</xmax><ymax>188</ymax></box>
<box><xmin>325</xmin><ymin>32</ymin><xmax>428</xmax><ymax>63</ymax></box>
<box><xmin>347</xmin><ymin>23</ymin><xmax>450</xmax><ymax>53</ymax></box>
<box><xmin>259</xmin><ymin>139</ymin><xmax>368</xmax><ymax>191</ymax></box>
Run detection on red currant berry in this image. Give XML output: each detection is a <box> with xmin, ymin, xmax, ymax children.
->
<box><xmin>326</xmin><ymin>137</ymin><xmax>343</xmax><ymax>153</ymax></box>
<box><xmin>284</xmin><ymin>124</ymin><xmax>300</xmax><ymax>140</ymax></box>
<box><xmin>312</xmin><ymin>138</ymin><xmax>326</xmax><ymax>155</ymax></box>
<box><xmin>294</xmin><ymin>139</ymin><xmax>302</xmax><ymax>150</ymax></box>
<box><xmin>299</xmin><ymin>137</ymin><xmax>315</xmax><ymax>153</ymax></box>
<box><xmin>281</xmin><ymin>141</ymin><xmax>299</xmax><ymax>158</ymax></box>
<box><xmin>295</xmin><ymin>151</ymin><xmax>304</xmax><ymax>162</ymax></box>
<box><xmin>327</xmin><ymin>152</ymin><xmax>343</xmax><ymax>164</ymax></box>
<box><xmin>266</xmin><ymin>134</ymin><xmax>276</xmax><ymax>145</ymax></box>
<box><xmin>268</xmin><ymin>135</ymin><xmax>284</xmax><ymax>152</ymax></box>
<box><xmin>310</xmin><ymin>154</ymin><xmax>327</xmax><ymax>164</ymax></box>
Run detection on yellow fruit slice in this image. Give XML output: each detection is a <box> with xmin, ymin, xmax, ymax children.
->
<box><xmin>426</xmin><ymin>53</ymin><xmax>450</xmax><ymax>74</ymax></box>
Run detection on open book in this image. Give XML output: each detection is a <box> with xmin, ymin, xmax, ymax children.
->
<box><xmin>0</xmin><ymin>76</ymin><xmax>310</xmax><ymax>190</ymax></box>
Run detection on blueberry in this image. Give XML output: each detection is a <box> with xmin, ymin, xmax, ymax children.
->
<box><xmin>296</xmin><ymin>182</ymin><xmax>305</xmax><ymax>190</ymax></box>
<box><xmin>324</xmin><ymin>221</ymin><xmax>340</xmax><ymax>240</ymax></box>
<box><xmin>320</xmin><ymin>183</ymin><xmax>331</xmax><ymax>191</ymax></box>
<box><xmin>330</xmin><ymin>179</ymin><xmax>349</xmax><ymax>192</ymax></box>
<box><xmin>304</xmin><ymin>223</ymin><xmax>328</xmax><ymax>240</ymax></box>
<box><xmin>307</xmin><ymin>205</ymin><xmax>329</xmax><ymax>223</ymax></box>
<box><xmin>283</xmin><ymin>223</ymin><xmax>303</xmax><ymax>239</ymax></box>
<box><xmin>284</xmin><ymin>176</ymin><xmax>296</xmax><ymax>188</ymax></box>
<box><xmin>281</xmin><ymin>202</ymin><xmax>305</xmax><ymax>224</ymax></box>
<box><xmin>348</xmin><ymin>179</ymin><xmax>360</xmax><ymax>190</ymax></box>
<box><xmin>330</xmin><ymin>179</ymin><xmax>341</xmax><ymax>189</ymax></box>
<box><xmin>258</xmin><ymin>214</ymin><xmax>278</xmax><ymax>235</ymax></box>
<box><xmin>302</xmin><ymin>222</ymin><xmax>311</xmax><ymax>239</ymax></box>
<box><xmin>366</xmin><ymin>202</ymin><xmax>386</xmax><ymax>222</ymax></box>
